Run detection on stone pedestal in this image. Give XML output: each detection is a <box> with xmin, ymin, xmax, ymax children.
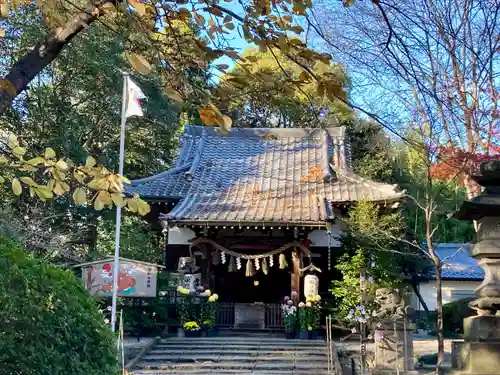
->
<box><xmin>453</xmin><ymin>316</ymin><xmax>500</xmax><ymax>375</ymax></box>
<box><xmin>373</xmin><ymin>320</ymin><xmax>415</xmax><ymax>374</ymax></box>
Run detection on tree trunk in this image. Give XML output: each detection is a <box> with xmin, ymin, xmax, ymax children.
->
<box><xmin>0</xmin><ymin>0</ymin><xmax>118</xmax><ymax>115</ymax></box>
<box><xmin>411</xmin><ymin>276</ymin><xmax>430</xmax><ymax>319</ymax></box>
<box><xmin>435</xmin><ymin>264</ymin><xmax>445</xmax><ymax>374</ymax></box>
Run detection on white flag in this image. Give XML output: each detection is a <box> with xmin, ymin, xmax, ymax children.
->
<box><xmin>124</xmin><ymin>77</ymin><xmax>146</xmax><ymax>118</ymax></box>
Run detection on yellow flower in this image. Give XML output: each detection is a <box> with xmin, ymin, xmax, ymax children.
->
<box><xmin>306</xmin><ymin>296</ymin><xmax>312</xmax><ymax>303</ymax></box>
<box><xmin>306</xmin><ymin>302</ymin><xmax>312</xmax><ymax>308</ymax></box>
<box><xmin>308</xmin><ymin>326</ymin><xmax>313</xmax><ymax>331</ymax></box>
<box><xmin>205</xmin><ymin>289</ymin><xmax>212</xmax><ymax>297</ymax></box>
<box><xmin>176</xmin><ymin>286</ymin><xmax>191</xmax><ymax>295</ymax></box>
<box><xmin>208</xmin><ymin>293</ymin><xmax>219</xmax><ymax>303</ymax></box>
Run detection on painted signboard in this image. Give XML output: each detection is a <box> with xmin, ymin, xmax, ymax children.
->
<box><xmin>82</xmin><ymin>259</ymin><xmax>159</xmax><ymax>297</ymax></box>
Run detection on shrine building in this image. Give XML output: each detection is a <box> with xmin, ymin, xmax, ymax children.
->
<box><xmin>127</xmin><ymin>125</ymin><xmax>404</xmax><ymax>329</ymax></box>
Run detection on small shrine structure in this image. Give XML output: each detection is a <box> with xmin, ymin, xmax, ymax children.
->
<box><xmin>452</xmin><ymin>160</ymin><xmax>500</xmax><ymax>375</ymax></box>
<box><xmin>127</xmin><ymin>125</ymin><xmax>404</xmax><ymax>329</ymax></box>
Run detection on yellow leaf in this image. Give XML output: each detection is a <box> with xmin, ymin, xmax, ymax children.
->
<box><xmin>127</xmin><ymin>198</ymin><xmax>138</xmax><ymax>213</ymax></box>
<box><xmin>87</xmin><ymin>179</ymin><xmax>105</xmax><ymax>190</ymax></box>
<box><xmin>53</xmin><ymin>181</ymin><xmax>66</xmax><ymax>196</ymax></box>
<box><xmin>12</xmin><ymin>146</ymin><xmax>26</xmax><ymax>157</ymax></box>
<box><xmin>27</xmin><ymin>157</ymin><xmax>44</xmax><ymax>165</ymax></box>
<box><xmin>166</xmin><ymin>89</ymin><xmax>184</xmax><ymax>102</ymax></box>
<box><xmin>0</xmin><ymin>28</ymin><xmax>4</xmax><ymax>38</ymax></box>
<box><xmin>55</xmin><ymin>159</ymin><xmax>68</xmax><ymax>171</ymax></box>
<box><xmin>37</xmin><ymin>185</ymin><xmax>54</xmax><ymax>199</ymax></box>
<box><xmin>85</xmin><ymin>156</ymin><xmax>96</xmax><ymax>167</ymax></box>
<box><xmin>221</xmin><ymin>115</ymin><xmax>232</xmax><ymax>132</ymax></box>
<box><xmin>137</xmin><ymin>199</ymin><xmax>151</xmax><ymax>216</ymax></box>
<box><xmin>94</xmin><ymin>197</ymin><xmax>105</xmax><ymax>211</ymax></box>
<box><xmin>199</xmin><ymin>106</ymin><xmax>221</xmax><ymax>126</ymax></box>
<box><xmin>19</xmin><ymin>176</ymin><xmax>37</xmax><ymax>186</ymax></box>
<box><xmin>125</xmin><ymin>51</ymin><xmax>152</xmax><ymax>75</ymax></box>
<box><xmin>98</xmin><ymin>190</ymin><xmax>113</xmax><ymax>205</ymax></box>
<box><xmin>73</xmin><ymin>171</ymin><xmax>85</xmax><ymax>184</ymax></box>
<box><xmin>299</xmin><ymin>71</ymin><xmax>309</xmax><ymax>82</ymax></box>
<box><xmin>29</xmin><ymin>186</ymin><xmax>35</xmax><ymax>197</ymax></box>
<box><xmin>132</xmin><ymin>1</ymin><xmax>146</xmax><ymax>16</ymax></box>
<box><xmin>111</xmin><ymin>193</ymin><xmax>125</xmax><ymax>207</ymax></box>
<box><xmin>0</xmin><ymin>155</ymin><xmax>8</xmax><ymax>164</ymax></box>
<box><xmin>73</xmin><ymin>188</ymin><xmax>87</xmax><ymax>205</ymax></box>
<box><xmin>12</xmin><ymin>178</ymin><xmax>22</xmax><ymax>196</ymax></box>
<box><xmin>45</xmin><ymin>147</ymin><xmax>56</xmax><ymax>159</ymax></box>
<box><xmin>121</xmin><ymin>176</ymin><xmax>131</xmax><ymax>184</ymax></box>
<box><xmin>0</xmin><ymin>2</ymin><xmax>8</xmax><ymax>17</ymax></box>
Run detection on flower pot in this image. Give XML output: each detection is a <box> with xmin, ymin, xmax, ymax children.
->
<box><xmin>184</xmin><ymin>330</ymin><xmax>201</xmax><ymax>338</ymax></box>
<box><xmin>206</xmin><ymin>328</ymin><xmax>218</xmax><ymax>337</ymax></box>
<box><xmin>309</xmin><ymin>330</ymin><xmax>319</xmax><ymax>340</ymax></box>
<box><xmin>285</xmin><ymin>332</ymin><xmax>296</xmax><ymax>339</ymax></box>
<box><xmin>298</xmin><ymin>330</ymin><xmax>309</xmax><ymax>340</ymax></box>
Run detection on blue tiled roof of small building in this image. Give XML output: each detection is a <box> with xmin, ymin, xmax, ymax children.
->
<box><xmin>126</xmin><ymin>125</ymin><xmax>405</xmax><ymax>224</ymax></box>
<box><xmin>434</xmin><ymin>243</ymin><xmax>484</xmax><ymax>280</ymax></box>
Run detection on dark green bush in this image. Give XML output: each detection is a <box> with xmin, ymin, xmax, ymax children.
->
<box><xmin>443</xmin><ymin>297</ymin><xmax>475</xmax><ymax>334</ymax></box>
<box><xmin>0</xmin><ymin>237</ymin><xmax>118</xmax><ymax>375</ymax></box>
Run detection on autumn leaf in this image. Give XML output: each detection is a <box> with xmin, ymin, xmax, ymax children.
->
<box><xmin>85</xmin><ymin>156</ymin><xmax>97</xmax><ymax>167</ymax></box>
<box><xmin>36</xmin><ymin>185</ymin><xmax>54</xmax><ymax>200</ymax></box>
<box><xmin>12</xmin><ymin>178</ymin><xmax>22</xmax><ymax>196</ymax></box>
<box><xmin>94</xmin><ymin>197</ymin><xmax>105</xmax><ymax>211</ymax></box>
<box><xmin>55</xmin><ymin>159</ymin><xmax>69</xmax><ymax>171</ymax></box>
<box><xmin>45</xmin><ymin>147</ymin><xmax>56</xmax><ymax>159</ymax></box>
<box><xmin>111</xmin><ymin>193</ymin><xmax>125</xmax><ymax>207</ymax></box>
<box><xmin>0</xmin><ymin>79</ymin><xmax>15</xmax><ymax>96</ymax></box>
<box><xmin>19</xmin><ymin>176</ymin><xmax>37</xmax><ymax>186</ymax></box>
<box><xmin>0</xmin><ymin>28</ymin><xmax>4</xmax><ymax>38</ymax></box>
<box><xmin>73</xmin><ymin>188</ymin><xmax>87</xmax><ymax>205</ymax></box>
<box><xmin>166</xmin><ymin>89</ymin><xmax>184</xmax><ymax>102</ymax></box>
<box><xmin>125</xmin><ymin>51</ymin><xmax>152</xmax><ymax>75</ymax></box>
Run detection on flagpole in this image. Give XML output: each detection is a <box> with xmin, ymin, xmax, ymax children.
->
<box><xmin>111</xmin><ymin>71</ymin><xmax>129</xmax><ymax>332</ymax></box>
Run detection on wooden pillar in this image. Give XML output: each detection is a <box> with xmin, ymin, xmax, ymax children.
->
<box><xmin>291</xmin><ymin>247</ymin><xmax>301</xmax><ymax>298</ymax></box>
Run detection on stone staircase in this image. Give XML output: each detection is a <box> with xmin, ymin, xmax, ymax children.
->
<box><xmin>130</xmin><ymin>336</ymin><xmax>330</xmax><ymax>374</ymax></box>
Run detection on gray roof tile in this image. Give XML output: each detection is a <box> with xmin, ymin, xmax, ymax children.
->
<box><xmin>127</xmin><ymin>126</ymin><xmax>405</xmax><ymax>224</ymax></box>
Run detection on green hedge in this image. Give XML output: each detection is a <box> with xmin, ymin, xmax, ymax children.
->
<box><xmin>0</xmin><ymin>237</ymin><xmax>118</xmax><ymax>375</ymax></box>
<box><xmin>443</xmin><ymin>297</ymin><xmax>475</xmax><ymax>334</ymax></box>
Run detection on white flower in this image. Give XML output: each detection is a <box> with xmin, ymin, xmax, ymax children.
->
<box><xmin>351</xmin><ymin>327</ymin><xmax>357</xmax><ymax>333</ymax></box>
<box><xmin>104</xmin><ymin>319</ymin><xmax>110</xmax><ymax>324</ymax></box>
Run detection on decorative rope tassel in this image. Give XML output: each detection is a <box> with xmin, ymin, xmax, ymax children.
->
<box><xmin>211</xmin><ymin>250</ymin><xmax>220</xmax><ymax>266</ymax></box>
<box><xmin>236</xmin><ymin>257</ymin><xmax>242</xmax><ymax>270</ymax></box>
<box><xmin>221</xmin><ymin>251</ymin><xmax>227</xmax><ymax>264</ymax></box>
<box><xmin>245</xmin><ymin>259</ymin><xmax>255</xmax><ymax>277</ymax></box>
<box><xmin>262</xmin><ymin>257</ymin><xmax>269</xmax><ymax>275</ymax></box>
<box><xmin>279</xmin><ymin>253</ymin><xmax>288</xmax><ymax>269</ymax></box>
<box><xmin>254</xmin><ymin>258</ymin><xmax>260</xmax><ymax>271</ymax></box>
<box><xmin>228</xmin><ymin>256</ymin><xmax>237</xmax><ymax>272</ymax></box>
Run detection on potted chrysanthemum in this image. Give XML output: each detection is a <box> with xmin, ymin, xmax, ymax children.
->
<box><xmin>298</xmin><ymin>302</ymin><xmax>310</xmax><ymax>340</ymax></box>
<box><xmin>183</xmin><ymin>321</ymin><xmax>201</xmax><ymax>337</ymax></box>
<box><xmin>282</xmin><ymin>296</ymin><xmax>298</xmax><ymax>339</ymax></box>
<box><xmin>201</xmin><ymin>292</ymin><xmax>219</xmax><ymax>337</ymax></box>
<box><xmin>307</xmin><ymin>294</ymin><xmax>322</xmax><ymax>339</ymax></box>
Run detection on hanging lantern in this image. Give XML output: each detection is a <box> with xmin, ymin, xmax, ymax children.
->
<box><xmin>221</xmin><ymin>251</ymin><xmax>227</xmax><ymax>264</ymax></box>
<box><xmin>304</xmin><ymin>274</ymin><xmax>319</xmax><ymax>298</ymax></box>
<box><xmin>254</xmin><ymin>258</ymin><xmax>260</xmax><ymax>271</ymax></box>
<box><xmin>228</xmin><ymin>256</ymin><xmax>237</xmax><ymax>272</ymax></box>
<box><xmin>262</xmin><ymin>257</ymin><xmax>269</xmax><ymax>275</ymax></box>
<box><xmin>279</xmin><ymin>253</ymin><xmax>288</xmax><ymax>269</ymax></box>
<box><xmin>236</xmin><ymin>257</ymin><xmax>242</xmax><ymax>270</ymax></box>
<box><xmin>269</xmin><ymin>254</ymin><xmax>274</xmax><ymax>267</ymax></box>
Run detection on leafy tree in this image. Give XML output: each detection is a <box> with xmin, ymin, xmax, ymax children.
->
<box><xmin>220</xmin><ymin>46</ymin><xmax>353</xmax><ymax>128</ymax></box>
<box><xmin>0</xmin><ymin>236</ymin><xmax>118</xmax><ymax>375</ymax></box>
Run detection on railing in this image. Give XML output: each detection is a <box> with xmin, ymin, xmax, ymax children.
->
<box><xmin>217</xmin><ymin>303</ymin><xmax>235</xmax><ymax>328</ymax></box>
<box><xmin>265</xmin><ymin>303</ymin><xmax>284</xmax><ymax>328</ymax></box>
<box><xmin>326</xmin><ymin>315</ymin><xmax>344</xmax><ymax>375</ymax></box>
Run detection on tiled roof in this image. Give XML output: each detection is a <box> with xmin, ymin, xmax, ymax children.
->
<box><xmin>434</xmin><ymin>243</ymin><xmax>484</xmax><ymax>280</ymax></box>
<box><xmin>127</xmin><ymin>126</ymin><xmax>405</xmax><ymax>225</ymax></box>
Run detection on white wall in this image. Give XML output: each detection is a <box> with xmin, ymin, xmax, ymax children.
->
<box><xmin>411</xmin><ymin>280</ymin><xmax>481</xmax><ymax>311</ymax></box>
<box><xmin>168</xmin><ymin>227</ymin><xmax>196</xmax><ymax>245</ymax></box>
<box><xmin>307</xmin><ymin>228</ymin><xmax>342</xmax><ymax>247</ymax></box>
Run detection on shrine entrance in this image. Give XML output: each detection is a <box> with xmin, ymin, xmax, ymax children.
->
<box><xmin>213</xmin><ymin>263</ymin><xmax>290</xmax><ymax>303</ymax></box>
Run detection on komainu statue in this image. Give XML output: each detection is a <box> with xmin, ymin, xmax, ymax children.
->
<box><xmin>374</xmin><ymin>287</ymin><xmax>413</xmax><ymax>321</ymax></box>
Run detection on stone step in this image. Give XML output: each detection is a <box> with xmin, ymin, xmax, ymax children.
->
<box><xmin>142</xmin><ymin>354</ymin><xmax>328</xmax><ymax>362</ymax></box>
<box><xmin>135</xmin><ymin>361</ymin><xmax>329</xmax><ymax>370</ymax></box>
<box><xmin>148</xmin><ymin>348</ymin><xmax>327</xmax><ymax>356</ymax></box>
<box><xmin>160</xmin><ymin>337</ymin><xmax>324</xmax><ymax>343</ymax></box>
<box><xmin>131</xmin><ymin>370</ymin><xmax>329</xmax><ymax>375</ymax></box>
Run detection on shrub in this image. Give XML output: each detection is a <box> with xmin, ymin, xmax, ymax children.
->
<box><xmin>0</xmin><ymin>237</ymin><xmax>118</xmax><ymax>375</ymax></box>
<box><xmin>443</xmin><ymin>297</ymin><xmax>475</xmax><ymax>334</ymax></box>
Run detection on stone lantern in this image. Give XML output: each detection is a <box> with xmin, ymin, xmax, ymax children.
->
<box><xmin>453</xmin><ymin>160</ymin><xmax>500</xmax><ymax>375</ymax></box>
